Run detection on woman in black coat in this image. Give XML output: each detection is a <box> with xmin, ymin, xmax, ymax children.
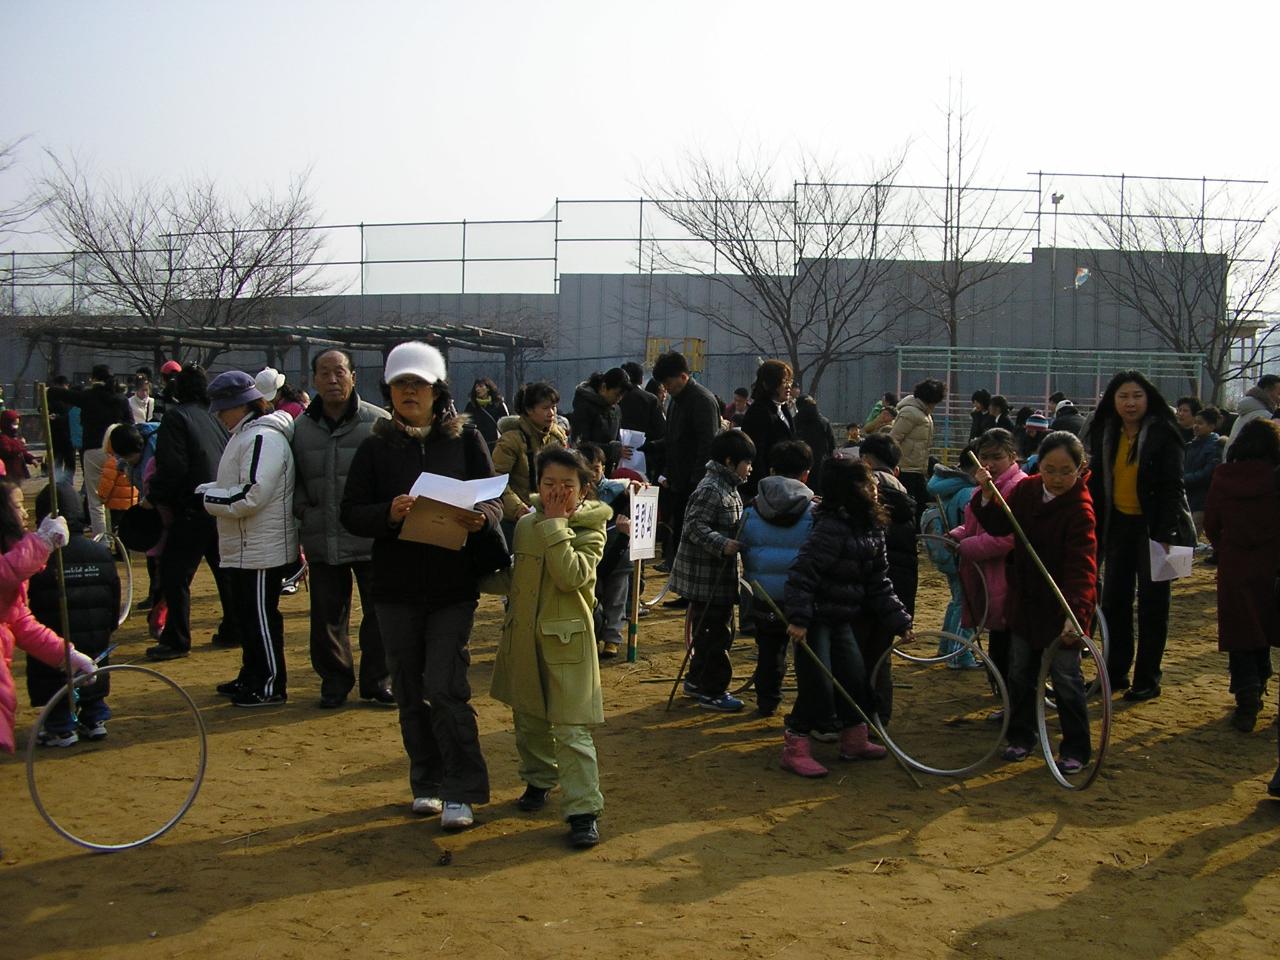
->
<box><xmin>740</xmin><ymin>359</ymin><xmax>795</xmax><ymax>499</ymax></box>
<box><xmin>341</xmin><ymin>342</ymin><xmax>503</xmax><ymax>830</ymax></box>
<box><xmin>463</xmin><ymin>377</ymin><xmax>509</xmax><ymax>449</ymax></box>
<box><xmin>1087</xmin><ymin>370</ymin><xmax>1195</xmax><ymax>702</ymax></box>
<box><xmin>569</xmin><ymin>369</ymin><xmax>627</xmax><ymax>469</ymax></box>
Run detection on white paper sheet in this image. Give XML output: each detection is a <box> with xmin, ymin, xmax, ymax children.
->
<box><xmin>1148</xmin><ymin>540</ymin><xmax>1194</xmax><ymax>582</ymax></box>
<box><xmin>629</xmin><ymin>486</ymin><xmax>660</xmax><ymax>561</ymax></box>
<box><xmin>619</xmin><ymin>428</ymin><xmax>647</xmax><ymax>476</ymax></box>
<box><xmin>408</xmin><ymin>471</ymin><xmax>508</xmax><ymax>510</ymax></box>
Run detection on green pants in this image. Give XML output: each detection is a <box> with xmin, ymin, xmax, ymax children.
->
<box><xmin>513</xmin><ymin>711</ymin><xmax>604</xmax><ymax>820</ymax></box>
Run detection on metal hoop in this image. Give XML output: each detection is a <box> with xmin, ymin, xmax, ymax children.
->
<box><xmin>915</xmin><ymin>532</ymin><xmax>989</xmax><ymax>637</ymax></box>
<box><xmin>25</xmin><ymin>664</ymin><xmax>208</xmax><ymax>852</ymax></box>
<box><xmin>1085</xmin><ymin>608</ymin><xmax>1109</xmax><ymax>698</ymax></box>
<box><xmin>1034</xmin><ymin>632</ymin><xmax>1112</xmax><ymax>791</ymax></box>
<box><xmin>871</xmin><ymin>629</ymin><xmax>1011</xmax><ymax>778</ymax></box>
<box><xmin>92</xmin><ymin>532</ymin><xmax>134</xmax><ymax>627</ymax></box>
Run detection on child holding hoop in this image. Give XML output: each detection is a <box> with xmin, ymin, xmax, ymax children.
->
<box><xmin>972</xmin><ymin>431</ymin><xmax>1097</xmax><ymax>773</ymax></box>
<box><xmin>781</xmin><ymin>457</ymin><xmax>913</xmax><ymax>777</ymax></box>
<box><xmin>487</xmin><ymin>447</ymin><xmax>612</xmax><ymax>848</ymax></box>
<box><xmin>950</xmin><ymin>429</ymin><xmax>1027</xmax><ymax>684</ymax></box>
<box><xmin>1</xmin><ymin>480</ymin><xmax>97</xmax><ymax>754</ymax></box>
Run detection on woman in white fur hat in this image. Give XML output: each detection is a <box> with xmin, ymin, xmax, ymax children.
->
<box><xmin>341</xmin><ymin>342</ymin><xmax>504</xmax><ymax>831</ymax></box>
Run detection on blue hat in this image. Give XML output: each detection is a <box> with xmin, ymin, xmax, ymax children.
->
<box><xmin>208</xmin><ymin>371</ymin><xmax>264</xmax><ymax>412</ymax></box>
<box><xmin>1026</xmin><ymin>412</ymin><xmax>1052</xmax><ymax>432</ymax></box>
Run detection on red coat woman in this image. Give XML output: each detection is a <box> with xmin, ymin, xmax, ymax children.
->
<box><xmin>1203</xmin><ymin>420</ymin><xmax>1280</xmax><ymax>733</ymax></box>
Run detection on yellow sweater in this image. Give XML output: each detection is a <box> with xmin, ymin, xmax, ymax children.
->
<box><xmin>1112</xmin><ymin>432</ymin><xmax>1141</xmax><ymax>516</ymax></box>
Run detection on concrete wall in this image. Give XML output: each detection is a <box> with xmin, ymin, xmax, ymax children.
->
<box><xmin>1</xmin><ymin>248</ymin><xmax>1186</xmax><ymax>422</ymax></box>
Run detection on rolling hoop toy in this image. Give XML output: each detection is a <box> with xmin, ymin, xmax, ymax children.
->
<box><xmin>25</xmin><ymin>664</ymin><xmax>209</xmax><ymax>852</ymax></box>
<box><xmin>915</xmin><ymin>531</ymin><xmax>990</xmax><ymax>638</ymax></box>
<box><xmin>92</xmin><ymin>531</ymin><xmax>134</xmax><ymax>627</ymax></box>
<box><xmin>26</xmin><ymin>383</ymin><xmax>209</xmax><ymax>849</ymax></box>
<box><xmin>964</xmin><ymin>450</ymin><xmax>1112</xmax><ymax>791</ymax></box>
<box><xmin>749</xmin><ymin>581</ymin><xmax>924</xmax><ymax>789</ymax></box>
<box><xmin>870</xmin><ymin>628</ymin><xmax>1011</xmax><ymax>778</ymax></box>
<box><xmin>1035</xmin><ymin>630</ymin><xmax>1112</xmax><ymax>791</ymax></box>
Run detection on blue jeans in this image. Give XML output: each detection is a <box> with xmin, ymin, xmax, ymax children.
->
<box><xmin>791</xmin><ymin>621</ymin><xmax>875</xmax><ymax>731</ymax></box>
<box><xmin>1008</xmin><ymin>635</ymin><xmax>1091</xmax><ymax>763</ymax></box>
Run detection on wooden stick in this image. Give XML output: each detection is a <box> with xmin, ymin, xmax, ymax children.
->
<box><xmin>749</xmin><ymin>581</ymin><xmax>924</xmax><ymax>789</ymax></box>
<box><xmin>964</xmin><ymin>450</ymin><xmax>1085</xmax><ymax>637</ymax></box>
<box><xmin>626</xmin><ymin>558</ymin><xmax>641</xmax><ymax>663</ymax></box>
<box><xmin>36</xmin><ymin>383</ymin><xmax>78</xmax><ymax>727</ymax></box>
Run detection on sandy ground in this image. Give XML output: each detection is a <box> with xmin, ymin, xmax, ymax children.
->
<box><xmin>3</xmin><ymin>539</ymin><xmax>1280</xmax><ymax>960</ymax></box>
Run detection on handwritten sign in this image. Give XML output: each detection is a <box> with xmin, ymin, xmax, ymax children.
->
<box><xmin>628</xmin><ymin>486</ymin><xmax>660</xmax><ymax>562</ymax></box>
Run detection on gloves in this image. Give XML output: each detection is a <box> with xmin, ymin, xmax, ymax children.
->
<box><xmin>68</xmin><ymin>650</ymin><xmax>97</xmax><ymax>676</ymax></box>
<box><xmin>194</xmin><ymin>482</ymin><xmax>215</xmax><ymax>496</ymax></box>
<box><xmin>35</xmin><ymin>515</ymin><xmax>70</xmax><ymax>549</ymax></box>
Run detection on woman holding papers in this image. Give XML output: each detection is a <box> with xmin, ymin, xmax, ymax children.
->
<box><xmin>1087</xmin><ymin>371</ymin><xmax>1196</xmax><ymax>703</ymax></box>
<box><xmin>341</xmin><ymin>342</ymin><xmax>503</xmax><ymax>831</ymax></box>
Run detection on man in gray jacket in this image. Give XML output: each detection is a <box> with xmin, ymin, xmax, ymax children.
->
<box><xmin>292</xmin><ymin>349</ymin><xmax>393</xmax><ymax>708</ymax></box>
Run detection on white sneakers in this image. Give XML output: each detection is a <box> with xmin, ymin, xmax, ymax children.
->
<box><xmin>441</xmin><ymin>802</ymin><xmax>474</xmax><ymax>830</ymax></box>
<box><xmin>411</xmin><ymin>797</ymin><xmax>474</xmax><ymax>829</ymax></box>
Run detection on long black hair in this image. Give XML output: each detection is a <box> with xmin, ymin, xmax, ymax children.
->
<box><xmin>1095</xmin><ymin>370</ymin><xmax>1177</xmax><ymax>433</ymax></box>
<box><xmin>818</xmin><ymin>456</ymin><xmax>888</xmax><ymax>529</ymax></box>
<box><xmin>171</xmin><ymin>364</ymin><xmax>210</xmax><ymax>405</ymax></box>
<box><xmin>586</xmin><ymin>369</ymin><xmax>629</xmax><ymax>394</ymax></box>
<box><xmin>469</xmin><ymin>377</ymin><xmax>504</xmax><ymax>405</ymax></box>
<box><xmin>0</xmin><ymin>479</ymin><xmax>26</xmax><ymax>551</ymax></box>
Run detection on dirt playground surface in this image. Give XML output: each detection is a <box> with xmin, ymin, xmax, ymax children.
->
<box><xmin>3</xmin><ymin>549</ymin><xmax>1279</xmax><ymax>960</ymax></box>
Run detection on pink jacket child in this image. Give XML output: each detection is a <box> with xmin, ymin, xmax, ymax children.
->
<box><xmin>949</xmin><ymin>460</ymin><xmax>1026</xmax><ymax>631</ymax></box>
<box><xmin>1</xmin><ymin>516</ymin><xmax>95</xmax><ymax>753</ymax></box>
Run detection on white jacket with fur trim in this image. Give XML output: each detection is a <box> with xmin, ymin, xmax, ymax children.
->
<box><xmin>203</xmin><ymin>410</ymin><xmax>299</xmax><ymax>569</ymax></box>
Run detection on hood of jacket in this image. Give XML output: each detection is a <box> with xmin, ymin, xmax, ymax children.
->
<box><xmin>898</xmin><ymin>395</ymin><xmax>931</xmax><ymax>420</ymax></box>
<box><xmin>236</xmin><ymin>409</ymin><xmax>295</xmax><ymax>441</ymax></box>
<box><xmin>927</xmin><ymin>464</ymin><xmax>974</xmax><ymax>500</ymax></box>
<box><xmin>499</xmin><ymin>413</ymin><xmax>564</xmax><ymax>445</ymax></box>
<box><xmin>754</xmin><ymin>475</ymin><xmax>814</xmax><ymax>524</ymax></box>
<box><xmin>573</xmin><ymin>383</ymin><xmax>614</xmax><ymax>414</ymax></box>
<box><xmin>705</xmin><ymin>460</ymin><xmax>746</xmax><ymax>488</ymax></box>
<box><xmin>1209</xmin><ymin>459</ymin><xmax>1276</xmax><ymax>504</ymax></box>
<box><xmin>372</xmin><ymin>411</ymin><xmax>468</xmax><ymax>443</ymax></box>
<box><xmin>1240</xmin><ymin>386</ymin><xmax>1277</xmax><ymax>416</ymax></box>
<box><xmin>529</xmin><ymin>495</ymin><xmax>613</xmax><ymax>529</ymax></box>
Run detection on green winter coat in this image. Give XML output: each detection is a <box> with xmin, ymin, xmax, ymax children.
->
<box><xmin>485</xmin><ymin>496</ymin><xmax>611</xmax><ymax>725</ymax></box>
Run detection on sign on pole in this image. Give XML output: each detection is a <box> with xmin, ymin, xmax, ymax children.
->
<box><xmin>628</xmin><ymin>486</ymin><xmax>659</xmax><ymax>562</ymax></box>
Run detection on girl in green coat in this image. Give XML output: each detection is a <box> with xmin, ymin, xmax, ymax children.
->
<box><xmin>486</xmin><ymin>446</ymin><xmax>611</xmax><ymax>848</ymax></box>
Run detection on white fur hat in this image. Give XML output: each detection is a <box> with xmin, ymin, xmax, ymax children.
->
<box><xmin>254</xmin><ymin>367</ymin><xmax>286</xmax><ymax>402</ymax></box>
<box><xmin>384</xmin><ymin>341</ymin><xmax>447</xmax><ymax>385</ymax></box>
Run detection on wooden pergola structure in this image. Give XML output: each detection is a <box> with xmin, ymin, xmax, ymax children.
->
<box><xmin>23</xmin><ymin>319</ymin><xmax>545</xmax><ymax>400</ymax></box>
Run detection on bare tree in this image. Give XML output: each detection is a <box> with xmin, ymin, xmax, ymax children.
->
<box><xmin>38</xmin><ymin>154</ymin><xmax>330</xmax><ymax>364</ymax></box>
<box><xmin>1081</xmin><ymin>180</ymin><xmax>1280</xmax><ymax>404</ymax></box>
<box><xmin>902</xmin><ymin>95</ymin><xmax>1034</xmax><ymax>353</ymax></box>
<box><xmin>0</xmin><ymin>138</ymin><xmax>48</xmax><ymax>314</ymax></box>
<box><xmin>167</xmin><ymin>173</ymin><xmax>328</xmax><ymax>335</ymax></box>
<box><xmin>642</xmin><ymin>151</ymin><xmax>913</xmax><ymax>394</ymax></box>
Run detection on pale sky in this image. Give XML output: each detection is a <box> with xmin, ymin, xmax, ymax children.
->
<box><xmin>4</xmin><ymin>0</ymin><xmax>1279</xmax><ymax>245</ymax></box>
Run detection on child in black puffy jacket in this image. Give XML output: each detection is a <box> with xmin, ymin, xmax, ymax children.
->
<box><xmin>26</xmin><ymin>483</ymin><xmax>120</xmax><ymax>746</ymax></box>
<box><xmin>781</xmin><ymin>457</ymin><xmax>913</xmax><ymax>777</ymax></box>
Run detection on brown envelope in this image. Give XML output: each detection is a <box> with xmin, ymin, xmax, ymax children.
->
<box><xmin>398</xmin><ymin>497</ymin><xmax>480</xmax><ymax>551</ymax></box>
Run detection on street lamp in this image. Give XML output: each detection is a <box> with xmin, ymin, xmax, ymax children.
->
<box><xmin>1050</xmin><ymin>192</ymin><xmax>1065</xmax><ymax>348</ymax></box>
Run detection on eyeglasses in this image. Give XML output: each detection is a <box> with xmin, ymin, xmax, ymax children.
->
<box><xmin>1040</xmin><ymin>466</ymin><xmax>1079</xmax><ymax>479</ymax></box>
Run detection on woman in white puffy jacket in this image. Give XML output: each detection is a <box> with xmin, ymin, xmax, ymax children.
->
<box><xmin>201</xmin><ymin>371</ymin><xmax>298</xmax><ymax>707</ymax></box>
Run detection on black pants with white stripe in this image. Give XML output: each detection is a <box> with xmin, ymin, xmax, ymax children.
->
<box><xmin>227</xmin><ymin>565</ymin><xmax>289</xmax><ymax>698</ymax></box>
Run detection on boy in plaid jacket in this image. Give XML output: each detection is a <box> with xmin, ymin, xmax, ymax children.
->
<box><xmin>669</xmin><ymin>429</ymin><xmax>756</xmax><ymax>711</ymax></box>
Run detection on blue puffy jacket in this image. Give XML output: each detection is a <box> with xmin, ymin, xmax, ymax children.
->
<box><xmin>740</xmin><ymin>475</ymin><xmax>816</xmax><ymax>604</ymax></box>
